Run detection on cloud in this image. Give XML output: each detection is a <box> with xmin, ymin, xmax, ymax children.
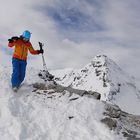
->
<box><xmin>103</xmin><ymin>0</ymin><xmax>140</xmax><ymax>44</ymax></box>
<box><xmin>41</xmin><ymin>0</ymin><xmax>104</xmax><ymax>32</ymax></box>
<box><xmin>1</xmin><ymin>0</ymin><xmax>140</xmax><ymax>80</ymax></box>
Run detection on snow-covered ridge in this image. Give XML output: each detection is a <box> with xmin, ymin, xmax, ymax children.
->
<box><xmin>0</xmin><ymin>59</ymin><xmax>140</xmax><ymax>139</ymax></box>
<box><xmin>52</xmin><ymin>55</ymin><xmax>140</xmax><ymax>115</ymax></box>
<box><xmin>0</xmin><ymin>64</ymin><xmax>125</xmax><ymax>140</ymax></box>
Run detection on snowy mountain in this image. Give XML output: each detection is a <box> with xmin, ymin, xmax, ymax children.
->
<box><xmin>52</xmin><ymin>55</ymin><xmax>140</xmax><ymax>115</ymax></box>
<box><xmin>0</xmin><ymin>55</ymin><xmax>140</xmax><ymax>140</ymax></box>
<box><xmin>0</xmin><ymin>64</ymin><xmax>126</xmax><ymax>140</ymax></box>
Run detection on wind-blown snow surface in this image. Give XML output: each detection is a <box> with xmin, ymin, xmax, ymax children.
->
<box><xmin>0</xmin><ymin>64</ymin><xmax>124</xmax><ymax>140</ymax></box>
<box><xmin>52</xmin><ymin>55</ymin><xmax>140</xmax><ymax>115</ymax></box>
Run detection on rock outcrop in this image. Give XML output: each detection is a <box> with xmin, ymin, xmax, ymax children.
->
<box><xmin>102</xmin><ymin>102</ymin><xmax>140</xmax><ymax>139</ymax></box>
<box><xmin>32</xmin><ymin>81</ymin><xmax>140</xmax><ymax>139</ymax></box>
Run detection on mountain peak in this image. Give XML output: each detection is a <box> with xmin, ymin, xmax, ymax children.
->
<box><xmin>90</xmin><ymin>55</ymin><xmax>121</xmax><ymax>70</ymax></box>
<box><xmin>53</xmin><ymin>55</ymin><xmax>140</xmax><ymax>115</ymax></box>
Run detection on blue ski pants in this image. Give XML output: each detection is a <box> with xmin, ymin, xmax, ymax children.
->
<box><xmin>11</xmin><ymin>58</ymin><xmax>27</xmax><ymax>88</ymax></box>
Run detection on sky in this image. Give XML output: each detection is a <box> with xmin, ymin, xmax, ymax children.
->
<box><xmin>1</xmin><ymin>0</ymin><xmax>140</xmax><ymax>79</ymax></box>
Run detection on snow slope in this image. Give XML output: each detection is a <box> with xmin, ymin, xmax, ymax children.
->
<box><xmin>0</xmin><ymin>64</ymin><xmax>125</xmax><ymax>140</ymax></box>
<box><xmin>52</xmin><ymin>55</ymin><xmax>140</xmax><ymax>115</ymax></box>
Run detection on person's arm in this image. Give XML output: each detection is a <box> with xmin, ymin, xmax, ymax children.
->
<box><xmin>28</xmin><ymin>43</ymin><xmax>41</xmax><ymax>55</ymax></box>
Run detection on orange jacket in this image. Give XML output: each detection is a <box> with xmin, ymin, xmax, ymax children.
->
<box><xmin>8</xmin><ymin>38</ymin><xmax>39</xmax><ymax>60</ymax></box>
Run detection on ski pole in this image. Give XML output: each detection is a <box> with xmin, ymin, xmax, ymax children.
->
<box><xmin>38</xmin><ymin>42</ymin><xmax>48</xmax><ymax>71</ymax></box>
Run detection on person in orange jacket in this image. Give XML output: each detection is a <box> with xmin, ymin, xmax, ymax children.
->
<box><xmin>8</xmin><ymin>30</ymin><xmax>43</xmax><ymax>92</ymax></box>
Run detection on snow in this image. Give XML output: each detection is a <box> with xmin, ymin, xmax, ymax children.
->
<box><xmin>0</xmin><ymin>63</ymin><xmax>125</xmax><ymax>140</ymax></box>
<box><xmin>52</xmin><ymin>55</ymin><xmax>140</xmax><ymax>115</ymax></box>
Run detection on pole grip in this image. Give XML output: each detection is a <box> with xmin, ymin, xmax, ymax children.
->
<box><xmin>38</xmin><ymin>42</ymin><xmax>43</xmax><ymax>50</ymax></box>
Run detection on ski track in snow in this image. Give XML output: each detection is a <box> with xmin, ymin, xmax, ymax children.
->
<box><xmin>0</xmin><ymin>65</ymin><xmax>125</xmax><ymax>140</ymax></box>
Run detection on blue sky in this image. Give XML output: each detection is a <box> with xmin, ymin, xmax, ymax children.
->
<box><xmin>43</xmin><ymin>1</ymin><xmax>104</xmax><ymax>32</ymax></box>
<box><xmin>1</xmin><ymin>0</ymin><xmax>140</xmax><ymax>79</ymax></box>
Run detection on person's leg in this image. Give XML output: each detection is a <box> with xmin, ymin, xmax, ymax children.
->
<box><xmin>11</xmin><ymin>58</ymin><xmax>20</xmax><ymax>88</ymax></box>
<box><xmin>19</xmin><ymin>60</ymin><xmax>27</xmax><ymax>85</ymax></box>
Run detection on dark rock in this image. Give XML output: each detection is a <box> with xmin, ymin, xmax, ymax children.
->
<box><xmin>103</xmin><ymin>102</ymin><xmax>121</xmax><ymax>118</ymax></box>
<box><xmin>81</xmin><ymin>69</ymin><xmax>88</xmax><ymax>73</ymax></box>
<box><xmin>69</xmin><ymin>97</ymin><xmax>79</xmax><ymax>101</ymax></box>
<box><xmin>32</xmin><ymin>83</ymin><xmax>48</xmax><ymax>90</ymax></box>
<box><xmin>122</xmin><ymin>129</ymin><xmax>137</xmax><ymax>138</ymax></box>
<box><xmin>101</xmin><ymin>117</ymin><xmax>117</xmax><ymax>129</ymax></box>
<box><xmin>38</xmin><ymin>70</ymin><xmax>54</xmax><ymax>81</ymax></box>
<box><xmin>68</xmin><ymin>116</ymin><xmax>74</xmax><ymax>120</ymax></box>
<box><xmin>86</xmin><ymin>91</ymin><xmax>101</xmax><ymax>100</ymax></box>
<box><xmin>32</xmin><ymin>82</ymin><xmax>101</xmax><ymax>100</ymax></box>
<box><xmin>102</xmin><ymin>102</ymin><xmax>140</xmax><ymax>139</ymax></box>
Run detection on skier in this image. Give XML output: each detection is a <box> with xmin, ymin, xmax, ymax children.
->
<box><xmin>8</xmin><ymin>30</ymin><xmax>44</xmax><ymax>92</ymax></box>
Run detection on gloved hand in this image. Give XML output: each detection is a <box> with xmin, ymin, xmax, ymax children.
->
<box><xmin>37</xmin><ymin>49</ymin><xmax>44</xmax><ymax>54</ymax></box>
<box><xmin>8</xmin><ymin>36</ymin><xmax>19</xmax><ymax>43</ymax></box>
<box><xmin>8</xmin><ymin>39</ymin><xmax>14</xmax><ymax>43</ymax></box>
<box><xmin>11</xmin><ymin>36</ymin><xmax>19</xmax><ymax>40</ymax></box>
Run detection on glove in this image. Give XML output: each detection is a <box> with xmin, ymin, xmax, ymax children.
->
<box><xmin>8</xmin><ymin>39</ymin><xmax>14</xmax><ymax>43</ymax></box>
<box><xmin>8</xmin><ymin>36</ymin><xmax>19</xmax><ymax>43</ymax></box>
<box><xmin>37</xmin><ymin>49</ymin><xmax>44</xmax><ymax>54</ymax></box>
<box><xmin>11</xmin><ymin>36</ymin><xmax>19</xmax><ymax>40</ymax></box>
